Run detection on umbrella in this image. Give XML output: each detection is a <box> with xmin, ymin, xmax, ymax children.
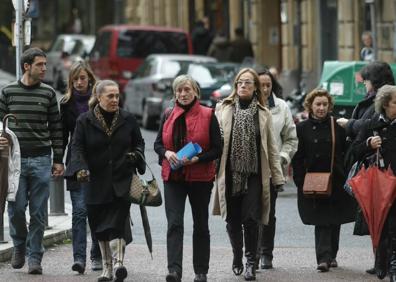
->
<box><xmin>0</xmin><ymin>114</ymin><xmax>17</xmax><ymax>213</ymax></box>
<box><xmin>349</xmin><ymin>162</ymin><xmax>396</xmax><ymax>250</ymax></box>
<box><xmin>139</xmin><ymin>205</ymin><xmax>153</xmax><ymax>259</ymax></box>
<box><xmin>0</xmin><ymin>114</ymin><xmax>17</xmax><ymax>241</ymax></box>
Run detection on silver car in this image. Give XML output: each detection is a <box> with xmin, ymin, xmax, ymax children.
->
<box><xmin>45</xmin><ymin>34</ymin><xmax>95</xmax><ymax>91</ymax></box>
<box><xmin>123</xmin><ymin>54</ymin><xmax>217</xmax><ymax>129</ymax></box>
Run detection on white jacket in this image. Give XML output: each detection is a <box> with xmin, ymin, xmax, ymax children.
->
<box><xmin>267</xmin><ymin>93</ymin><xmax>298</xmax><ymax>176</ymax></box>
<box><xmin>0</xmin><ymin>122</ymin><xmax>21</xmax><ymax>201</ymax></box>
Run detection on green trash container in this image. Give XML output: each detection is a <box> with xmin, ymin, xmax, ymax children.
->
<box><xmin>318</xmin><ymin>61</ymin><xmax>396</xmax><ymax>118</ymax></box>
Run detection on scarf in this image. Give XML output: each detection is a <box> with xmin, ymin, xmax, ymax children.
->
<box><xmin>73</xmin><ymin>88</ymin><xmax>91</xmax><ymax>114</ymax></box>
<box><xmin>230</xmin><ymin>96</ymin><xmax>258</xmax><ymax>196</ymax></box>
<box><xmin>93</xmin><ymin>104</ymin><xmax>119</xmax><ymax>136</ymax></box>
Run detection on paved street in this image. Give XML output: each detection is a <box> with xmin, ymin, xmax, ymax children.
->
<box><xmin>0</xmin><ymin>128</ymin><xmax>378</xmax><ymax>281</ymax></box>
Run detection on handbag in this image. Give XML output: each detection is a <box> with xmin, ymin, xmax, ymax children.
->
<box><xmin>302</xmin><ymin>116</ymin><xmax>335</xmax><ymax>197</ymax></box>
<box><xmin>129</xmin><ymin>152</ymin><xmax>162</xmax><ymax>207</ymax></box>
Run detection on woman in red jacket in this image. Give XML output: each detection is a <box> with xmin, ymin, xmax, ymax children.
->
<box><xmin>154</xmin><ymin>75</ymin><xmax>222</xmax><ymax>282</ymax></box>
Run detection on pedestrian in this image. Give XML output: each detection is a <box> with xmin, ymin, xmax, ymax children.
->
<box><xmin>65</xmin><ymin>80</ymin><xmax>145</xmax><ymax>282</ymax></box>
<box><xmin>60</xmin><ymin>61</ymin><xmax>102</xmax><ymax>274</ymax></box>
<box><xmin>360</xmin><ymin>31</ymin><xmax>374</xmax><ymax>62</ymax></box>
<box><xmin>351</xmin><ymin>84</ymin><xmax>396</xmax><ymax>282</ymax></box>
<box><xmin>0</xmin><ymin>47</ymin><xmax>64</xmax><ymax>275</ymax></box>
<box><xmin>256</xmin><ymin>69</ymin><xmax>298</xmax><ymax>270</ymax></box>
<box><xmin>336</xmin><ymin>61</ymin><xmax>395</xmax><ymax>275</ymax></box>
<box><xmin>292</xmin><ymin>89</ymin><xmax>356</xmax><ymax>272</ymax></box>
<box><xmin>154</xmin><ymin>74</ymin><xmax>222</xmax><ymax>282</ymax></box>
<box><xmin>229</xmin><ymin>27</ymin><xmax>254</xmax><ymax>63</ymax></box>
<box><xmin>207</xmin><ymin>31</ymin><xmax>231</xmax><ymax>62</ymax></box>
<box><xmin>191</xmin><ymin>17</ymin><xmax>213</xmax><ymax>55</ymax></box>
<box><xmin>212</xmin><ymin>68</ymin><xmax>284</xmax><ymax>281</ymax></box>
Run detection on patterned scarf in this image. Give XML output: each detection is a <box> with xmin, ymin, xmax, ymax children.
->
<box><xmin>93</xmin><ymin>104</ymin><xmax>119</xmax><ymax>136</ymax></box>
<box><xmin>230</xmin><ymin>96</ymin><xmax>258</xmax><ymax>196</ymax></box>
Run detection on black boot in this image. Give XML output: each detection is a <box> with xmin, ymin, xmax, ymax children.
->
<box><xmin>226</xmin><ymin>224</ymin><xmax>244</xmax><ymax>276</ymax></box>
<box><xmin>243</xmin><ymin>221</ymin><xmax>258</xmax><ymax>281</ymax></box>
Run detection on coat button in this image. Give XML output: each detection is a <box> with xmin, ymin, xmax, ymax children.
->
<box><xmin>312</xmin><ymin>126</ymin><xmax>316</xmax><ymax>130</ymax></box>
<box><xmin>315</xmin><ymin>154</ymin><xmax>320</xmax><ymax>158</ymax></box>
<box><xmin>109</xmin><ymin>160</ymin><xmax>112</xmax><ymax>165</ymax></box>
<box><xmin>314</xmin><ymin>139</ymin><xmax>318</xmax><ymax>143</ymax></box>
<box><xmin>383</xmin><ymin>128</ymin><xmax>387</xmax><ymax>132</ymax></box>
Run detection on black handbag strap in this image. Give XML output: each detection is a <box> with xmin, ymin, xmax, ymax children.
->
<box><xmin>330</xmin><ymin>116</ymin><xmax>336</xmax><ymax>174</ymax></box>
<box><xmin>134</xmin><ymin>151</ymin><xmax>156</xmax><ymax>180</ymax></box>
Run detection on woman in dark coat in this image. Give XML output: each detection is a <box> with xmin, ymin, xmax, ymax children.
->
<box><xmin>60</xmin><ymin>61</ymin><xmax>102</xmax><ymax>274</ymax></box>
<box><xmin>292</xmin><ymin>89</ymin><xmax>355</xmax><ymax>272</ymax></box>
<box><xmin>352</xmin><ymin>85</ymin><xmax>396</xmax><ymax>282</ymax></box>
<box><xmin>66</xmin><ymin>80</ymin><xmax>145</xmax><ymax>282</ymax></box>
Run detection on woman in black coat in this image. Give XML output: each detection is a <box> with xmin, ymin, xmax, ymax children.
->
<box><xmin>352</xmin><ymin>85</ymin><xmax>396</xmax><ymax>282</ymax></box>
<box><xmin>66</xmin><ymin>80</ymin><xmax>145</xmax><ymax>282</ymax></box>
<box><xmin>60</xmin><ymin>61</ymin><xmax>102</xmax><ymax>274</ymax></box>
<box><xmin>292</xmin><ymin>89</ymin><xmax>356</xmax><ymax>272</ymax></box>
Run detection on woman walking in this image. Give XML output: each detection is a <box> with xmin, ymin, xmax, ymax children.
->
<box><xmin>154</xmin><ymin>75</ymin><xmax>221</xmax><ymax>282</ymax></box>
<box><xmin>292</xmin><ymin>89</ymin><xmax>355</xmax><ymax>272</ymax></box>
<box><xmin>66</xmin><ymin>80</ymin><xmax>145</xmax><ymax>282</ymax></box>
<box><xmin>213</xmin><ymin>68</ymin><xmax>284</xmax><ymax>281</ymax></box>
<box><xmin>60</xmin><ymin>61</ymin><xmax>102</xmax><ymax>274</ymax></box>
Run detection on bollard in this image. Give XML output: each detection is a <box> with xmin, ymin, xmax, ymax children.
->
<box><xmin>45</xmin><ymin>199</ymin><xmax>52</xmax><ymax>230</ymax></box>
<box><xmin>49</xmin><ymin>176</ymin><xmax>67</xmax><ymax>216</ymax></box>
<box><xmin>0</xmin><ymin>213</ymin><xmax>8</xmax><ymax>243</ymax></box>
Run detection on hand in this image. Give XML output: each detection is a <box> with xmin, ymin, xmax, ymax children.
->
<box><xmin>182</xmin><ymin>156</ymin><xmax>199</xmax><ymax>166</ymax></box>
<box><xmin>165</xmin><ymin>150</ymin><xmax>180</xmax><ymax>167</ymax></box>
<box><xmin>0</xmin><ymin>136</ymin><xmax>9</xmax><ymax>150</ymax></box>
<box><xmin>275</xmin><ymin>184</ymin><xmax>284</xmax><ymax>192</ymax></box>
<box><xmin>336</xmin><ymin>118</ymin><xmax>348</xmax><ymax>128</ymax></box>
<box><xmin>76</xmin><ymin>170</ymin><xmax>90</xmax><ymax>182</ymax></box>
<box><xmin>52</xmin><ymin>163</ymin><xmax>64</xmax><ymax>177</ymax></box>
<box><xmin>280</xmin><ymin>156</ymin><xmax>288</xmax><ymax>166</ymax></box>
<box><xmin>126</xmin><ymin>152</ymin><xmax>139</xmax><ymax>165</ymax></box>
<box><xmin>369</xmin><ymin>136</ymin><xmax>382</xmax><ymax>149</ymax></box>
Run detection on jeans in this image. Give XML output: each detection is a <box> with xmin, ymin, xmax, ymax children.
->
<box><xmin>69</xmin><ymin>183</ymin><xmax>101</xmax><ymax>264</ymax></box>
<box><xmin>8</xmin><ymin>155</ymin><xmax>51</xmax><ymax>265</ymax></box>
<box><xmin>164</xmin><ymin>181</ymin><xmax>213</xmax><ymax>275</ymax></box>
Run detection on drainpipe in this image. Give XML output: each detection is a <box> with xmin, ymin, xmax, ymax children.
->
<box><xmin>365</xmin><ymin>0</ymin><xmax>376</xmax><ymax>60</ymax></box>
<box><xmin>295</xmin><ymin>0</ymin><xmax>302</xmax><ymax>94</ymax></box>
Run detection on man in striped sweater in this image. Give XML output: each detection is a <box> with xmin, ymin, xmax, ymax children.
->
<box><xmin>0</xmin><ymin>47</ymin><xmax>64</xmax><ymax>275</ymax></box>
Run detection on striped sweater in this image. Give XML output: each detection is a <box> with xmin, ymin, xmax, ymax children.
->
<box><xmin>0</xmin><ymin>80</ymin><xmax>63</xmax><ymax>163</ymax></box>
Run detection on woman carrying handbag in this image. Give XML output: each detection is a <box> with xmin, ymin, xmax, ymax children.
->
<box><xmin>292</xmin><ymin>89</ymin><xmax>356</xmax><ymax>272</ymax></box>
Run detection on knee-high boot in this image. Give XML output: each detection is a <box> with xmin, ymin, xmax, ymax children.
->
<box><xmin>226</xmin><ymin>224</ymin><xmax>244</xmax><ymax>276</ymax></box>
<box><xmin>244</xmin><ymin>222</ymin><xmax>258</xmax><ymax>281</ymax></box>
<box><xmin>110</xmin><ymin>238</ymin><xmax>127</xmax><ymax>282</ymax></box>
<box><xmin>98</xmin><ymin>241</ymin><xmax>113</xmax><ymax>281</ymax></box>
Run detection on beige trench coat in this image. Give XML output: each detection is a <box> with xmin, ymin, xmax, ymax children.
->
<box><xmin>212</xmin><ymin>101</ymin><xmax>285</xmax><ymax>224</ymax></box>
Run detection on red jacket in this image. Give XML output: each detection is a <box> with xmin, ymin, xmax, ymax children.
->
<box><xmin>161</xmin><ymin>101</ymin><xmax>216</xmax><ymax>182</ymax></box>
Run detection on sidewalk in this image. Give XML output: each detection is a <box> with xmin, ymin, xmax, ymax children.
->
<box><xmin>0</xmin><ymin>202</ymin><xmax>72</xmax><ymax>262</ymax></box>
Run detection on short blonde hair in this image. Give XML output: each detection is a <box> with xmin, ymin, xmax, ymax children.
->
<box><xmin>88</xmin><ymin>80</ymin><xmax>119</xmax><ymax>109</ymax></box>
<box><xmin>303</xmin><ymin>88</ymin><xmax>334</xmax><ymax>113</ymax></box>
<box><xmin>172</xmin><ymin>75</ymin><xmax>201</xmax><ymax>98</ymax></box>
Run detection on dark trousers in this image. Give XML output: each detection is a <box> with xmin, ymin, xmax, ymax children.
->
<box><xmin>258</xmin><ymin>181</ymin><xmax>278</xmax><ymax>259</ymax></box>
<box><xmin>164</xmin><ymin>181</ymin><xmax>213</xmax><ymax>275</ymax></box>
<box><xmin>314</xmin><ymin>225</ymin><xmax>340</xmax><ymax>264</ymax></box>
<box><xmin>226</xmin><ymin>175</ymin><xmax>262</xmax><ymax>265</ymax></box>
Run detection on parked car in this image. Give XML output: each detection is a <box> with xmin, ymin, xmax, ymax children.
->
<box><xmin>0</xmin><ymin>68</ymin><xmax>15</xmax><ymax>91</ymax></box>
<box><xmin>45</xmin><ymin>34</ymin><xmax>95</xmax><ymax>92</ymax></box>
<box><xmin>123</xmin><ymin>54</ymin><xmax>216</xmax><ymax>129</ymax></box>
<box><xmin>89</xmin><ymin>25</ymin><xmax>193</xmax><ymax>94</ymax></box>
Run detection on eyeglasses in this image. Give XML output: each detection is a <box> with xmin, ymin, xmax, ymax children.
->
<box><xmin>236</xmin><ymin>80</ymin><xmax>254</xmax><ymax>86</ymax></box>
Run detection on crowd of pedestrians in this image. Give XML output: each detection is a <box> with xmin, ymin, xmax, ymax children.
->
<box><xmin>1</xmin><ymin>46</ymin><xmax>396</xmax><ymax>282</ymax></box>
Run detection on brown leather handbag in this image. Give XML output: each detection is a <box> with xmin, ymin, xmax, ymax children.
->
<box><xmin>302</xmin><ymin>116</ymin><xmax>335</xmax><ymax>197</ymax></box>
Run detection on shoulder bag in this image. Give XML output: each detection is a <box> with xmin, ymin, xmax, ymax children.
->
<box><xmin>129</xmin><ymin>152</ymin><xmax>162</xmax><ymax>207</ymax></box>
<box><xmin>302</xmin><ymin>116</ymin><xmax>335</xmax><ymax>197</ymax></box>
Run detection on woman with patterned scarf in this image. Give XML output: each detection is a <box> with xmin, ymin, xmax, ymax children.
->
<box><xmin>212</xmin><ymin>68</ymin><xmax>285</xmax><ymax>281</ymax></box>
<box><xmin>65</xmin><ymin>80</ymin><xmax>145</xmax><ymax>282</ymax></box>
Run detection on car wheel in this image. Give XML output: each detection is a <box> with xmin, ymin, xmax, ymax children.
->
<box><xmin>142</xmin><ymin>104</ymin><xmax>156</xmax><ymax>129</ymax></box>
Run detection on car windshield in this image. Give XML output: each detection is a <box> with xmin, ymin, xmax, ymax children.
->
<box><xmin>117</xmin><ymin>30</ymin><xmax>189</xmax><ymax>58</ymax></box>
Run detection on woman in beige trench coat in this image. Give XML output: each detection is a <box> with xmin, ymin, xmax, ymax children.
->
<box><xmin>212</xmin><ymin>68</ymin><xmax>284</xmax><ymax>281</ymax></box>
